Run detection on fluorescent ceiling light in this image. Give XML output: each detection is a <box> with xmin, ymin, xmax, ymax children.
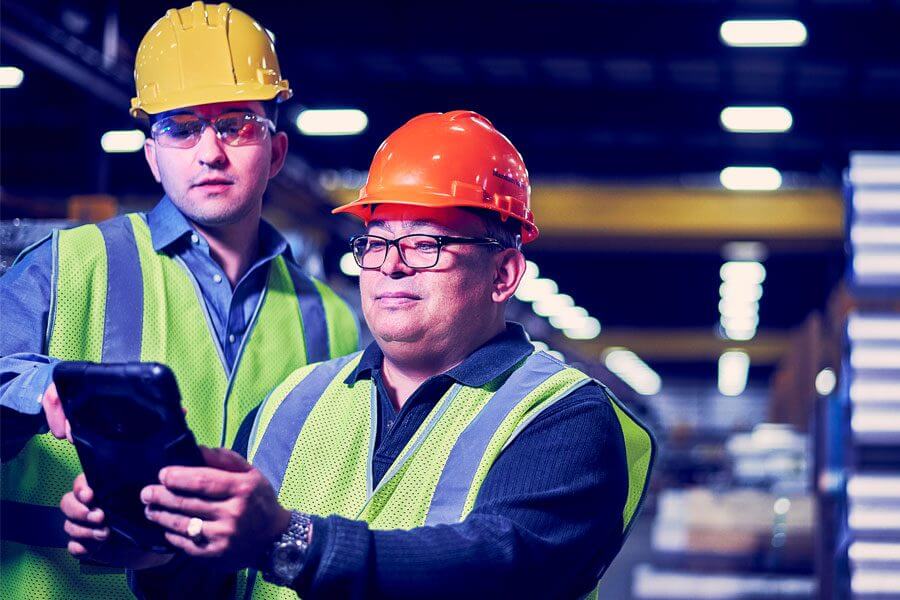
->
<box><xmin>718</xmin><ymin>350</ymin><xmax>750</xmax><ymax>396</ymax></box>
<box><xmin>853</xmin><ymin>254</ymin><xmax>900</xmax><ymax>277</ymax></box>
<box><xmin>847</xmin><ymin>475</ymin><xmax>900</xmax><ymax>499</ymax></box>
<box><xmin>563</xmin><ymin>316</ymin><xmax>601</xmax><ymax>340</ymax></box>
<box><xmin>851</xmin><ymin>346</ymin><xmax>900</xmax><ymax>370</ymax></box>
<box><xmin>852</xmin><ymin>571</ymin><xmax>900</xmax><ymax>595</ymax></box>
<box><xmin>720</xmin><ymin>167</ymin><xmax>782</xmax><ymax>191</ymax></box>
<box><xmin>851</xmin><ymin>225</ymin><xmax>900</xmax><ymax>247</ymax></box>
<box><xmin>515</xmin><ymin>277</ymin><xmax>558</xmax><ymax>302</ymax></box>
<box><xmin>603</xmin><ymin>348</ymin><xmax>662</xmax><ymax>395</ymax></box>
<box><xmin>853</xmin><ymin>190</ymin><xmax>900</xmax><ymax>214</ymax></box>
<box><xmin>852</xmin><ymin>409</ymin><xmax>900</xmax><ymax>436</ymax></box>
<box><xmin>100</xmin><ymin>129</ymin><xmax>146</xmax><ymax>153</ymax></box>
<box><xmin>0</xmin><ymin>66</ymin><xmax>24</xmax><ymax>89</ymax></box>
<box><xmin>850</xmin><ymin>380</ymin><xmax>900</xmax><ymax>404</ymax></box>
<box><xmin>815</xmin><ymin>368</ymin><xmax>837</xmax><ymax>396</ymax></box>
<box><xmin>721</xmin><ymin>314</ymin><xmax>760</xmax><ymax>330</ymax></box>
<box><xmin>724</xmin><ymin>328</ymin><xmax>756</xmax><ymax>341</ymax></box>
<box><xmin>719</xmin><ymin>299</ymin><xmax>759</xmax><ymax>319</ymax></box>
<box><xmin>849</xmin><ymin>167</ymin><xmax>900</xmax><ymax>187</ymax></box>
<box><xmin>849</xmin><ymin>542</ymin><xmax>900</xmax><ymax>563</ymax></box>
<box><xmin>721</xmin><ymin>260</ymin><xmax>767</xmax><ymax>284</ymax></box>
<box><xmin>720</xmin><ymin>106</ymin><xmax>793</xmax><ymax>133</ymax></box>
<box><xmin>523</xmin><ymin>260</ymin><xmax>540</xmax><ymax>281</ymax></box>
<box><xmin>549</xmin><ymin>306</ymin><xmax>589</xmax><ymax>330</ymax></box>
<box><xmin>719</xmin><ymin>281</ymin><xmax>763</xmax><ymax>302</ymax></box>
<box><xmin>532</xmin><ymin>293</ymin><xmax>574</xmax><ymax>318</ymax></box>
<box><xmin>296</xmin><ymin>109</ymin><xmax>368</xmax><ymax>136</ymax></box>
<box><xmin>849</xmin><ymin>314</ymin><xmax>900</xmax><ymax>341</ymax></box>
<box><xmin>339</xmin><ymin>252</ymin><xmax>361</xmax><ymax>277</ymax></box>
<box><xmin>719</xmin><ymin>19</ymin><xmax>808</xmax><ymax>47</ymax></box>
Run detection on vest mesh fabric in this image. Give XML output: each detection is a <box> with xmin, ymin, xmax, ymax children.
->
<box><xmin>1</xmin><ymin>214</ymin><xmax>356</xmax><ymax>599</ymax></box>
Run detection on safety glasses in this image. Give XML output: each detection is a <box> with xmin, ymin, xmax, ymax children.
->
<box><xmin>150</xmin><ymin>112</ymin><xmax>275</xmax><ymax>149</ymax></box>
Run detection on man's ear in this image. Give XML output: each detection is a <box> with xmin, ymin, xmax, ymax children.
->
<box><xmin>268</xmin><ymin>131</ymin><xmax>289</xmax><ymax>180</ymax></box>
<box><xmin>492</xmin><ymin>249</ymin><xmax>526</xmax><ymax>304</ymax></box>
<box><xmin>144</xmin><ymin>139</ymin><xmax>162</xmax><ymax>183</ymax></box>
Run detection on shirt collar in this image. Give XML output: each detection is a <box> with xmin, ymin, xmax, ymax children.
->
<box><xmin>146</xmin><ymin>196</ymin><xmax>290</xmax><ymax>263</ymax></box>
<box><xmin>345</xmin><ymin>322</ymin><xmax>535</xmax><ymax>388</ymax></box>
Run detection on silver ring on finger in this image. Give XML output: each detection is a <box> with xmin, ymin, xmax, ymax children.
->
<box><xmin>186</xmin><ymin>517</ymin><xmax>205</xmax><ymax>544</ymax></box>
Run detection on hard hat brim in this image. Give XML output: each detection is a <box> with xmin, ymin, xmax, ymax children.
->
<box><xmin>130</xmin><ymin>82</ymin><xmax>292</xmax><ymax>118</ymax></box>
<box><xmin>332</xmin><ymin>194</ymin><xmax>539</xmax><ymax>244</ymax></box>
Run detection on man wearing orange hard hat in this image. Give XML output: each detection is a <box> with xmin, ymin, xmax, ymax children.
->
<box><xmin>64</xmin><ymin>111</ymin><xmax>655</xmax><ymax>598</ymax></box>
<box><xmin>0</xmin><ymin>3</ymin><xmax>358</xmax><ymax>598</ymax></box>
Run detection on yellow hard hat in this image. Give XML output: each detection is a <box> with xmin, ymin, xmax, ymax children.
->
<box><xmin>130</xmin><ymin>2</ymin><xmax>292</xmax><ymax>118</ymax></box>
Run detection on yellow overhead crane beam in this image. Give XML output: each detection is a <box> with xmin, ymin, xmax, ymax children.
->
<box><xmin>333</xmin><ymin>184</ymin><xmax>843</xmax><ymax>249</ymax></box>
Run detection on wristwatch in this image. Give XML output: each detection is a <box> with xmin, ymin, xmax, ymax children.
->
<box><xmin>262</xmin><ymin>510</ymin><xmax>313</xmax><ymax>587</ymax></box>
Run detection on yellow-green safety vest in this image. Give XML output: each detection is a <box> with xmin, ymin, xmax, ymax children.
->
<box><xmin>0</xmin><ymin>213</ymin><xmax>359</xmax><ymax>599</ymax></box>
<box><xmin>242</xmin><ymin>350</ymin><xmax>655</xmax><ymax>599</ymax></box>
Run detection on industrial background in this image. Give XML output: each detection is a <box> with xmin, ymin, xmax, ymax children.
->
<box><xmin>2</xmin><ymin>1</ymin><xmax>899</xmax><ymax>598</ymax></box>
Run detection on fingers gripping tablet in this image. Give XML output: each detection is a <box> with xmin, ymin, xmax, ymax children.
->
<box><xmin>53</xmin><ymin>362</ymin><xmax>204</xmax><ymax>552</ymax></box>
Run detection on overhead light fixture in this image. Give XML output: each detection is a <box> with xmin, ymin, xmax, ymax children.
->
<box><xmin>851</xmin><ymin>224</ymin><xmax>900</xmax><ymax>247</ymax></box>
<box><xmin>720</xmin><ymin>106</ymin><xmax>793</xmax><ymax>133</ymax></box>
<box><xmin>850</xmin><ymin>379</ymin><xmax>900</xmax><ymax>405</ymax></box>
<box><xmin>718</xmin><ymin>350</ymin><xmax>750</xmax><ymax>396</ymax></box>
<box><xmin>296</xmin><ymin>109</ymin><xmax>368</xmax><ymax>136</ymax></box>
<box><xmin>849</xmin><ymin>542</ymin><xmax>900</xmax><ymax>563</ymax></box>
<box><xmin>720</xmin><ymin>261</ymin><xmax>766</xmax><ymax>285</ymax></box>
<box><xmin>853</xmin><ymin>254</ymin><xmax>900</xmax><ymax>278</ymax></box>
<box><xmin>815</xmin><ymin>368</ymin><xmax>837</xmax><ymax>396</ymax></box>
<box><xmin>850</xmin><ymin>346</ymin><xmax>900</xmax><ymax>370</ymax></box>
<box><xmin>532</xmin><ymin>293</ymin><xmax>574</xmax><ymax>318</ymax></box>
<box><xmin>514</xmin><ymin>277</ymin><xmax>558</xmax><ymax>303</ymax></box>
<box><xmin>100</xmin><ymin>129</ymin><xmax>146</xmax><ymax>153</ymax></box>
<box><xmin>549</xmin><ymin>306</ymin><xmax>589</xmax><ymax>330</ymax></box>
<box><xmin>848</xmin><ymin>314</ymin><xmax>900</xmax><ymax>341</ymax></box>
<box><xmin>523</xmin><ymin>260</ymin><xmax>540</xmax><ymax>281</ymax></box>
<box><xmin>603</xmin><ymin>348</ymin><xmax>662</xmax><ymax>395</ymax></box>
<box><xmin>563</xmin><ymin>316</ymin><xmax>601</xmax><ymax>340</ymax></box>
<box><xmin>0</xmin><ymin>66</ymin><xmax>24</xmax><ymax>89</ymax></box>
<box><xmin>339</xmin><ymin>252</ymin><xmax>361</xmax><ymax>277</ymax></box>
<box><xmin>720</xmin><ymin>167</ymin><xmax>782</xmax><ymax>191</ymax></box>
<box><xmin>853</xmin><ymin>190</ymin><xmax>900</xmax><ymax>215</ymax></box>
<box><xmin>719</xmin><ymin>19</ymin><xmax>808</xmax><ymax>47</ymax></box>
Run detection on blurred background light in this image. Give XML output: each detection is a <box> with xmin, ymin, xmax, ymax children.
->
<box><xmin>719</xmin><ymin>19</ymin><xmax>808</xmax><ymax>47</ymax></box>
<box><xmin>0</xmin><ymin>66</ymin><xmax>24</xmax><ymax>89</ymax></box>
<box><xmin>296</xmin><ymin>109</ymin><xmax>368</xmax><ymax>136</ymax></box>
<box><xmin>100</xmin><ymin>129</ymin><xmax>145</xmax><ymax>153</ymax></box>
<box><xmin>720</xmin><ymin>106</ymin><xmax>793</xmax><ymax>133</ymax></box>
<box><xmin>720</xmin><ymin>167</ymin><xmax>783</xmax><ymax>191</ymax></box>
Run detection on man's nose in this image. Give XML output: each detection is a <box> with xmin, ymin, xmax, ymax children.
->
<box><xmin>195</xmin><ymin>126</ymin><xmax>227</xmax><ymax>168</ymax></box>
<box><xmin>380</xmin><ymin>243</ymin><xmax>414</xmax><ymax>277</ymax></box>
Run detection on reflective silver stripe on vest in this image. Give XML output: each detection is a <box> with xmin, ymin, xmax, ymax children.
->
<box><xmin>254</xmin><ymin>353</ymin><xmax>360</xmax><ymax>495</ymax></box>
<box><xmin>0</xmin><ymin>500</ymin><xmax>68</xmax><ymax>548</ymax></box>
<box><xmin>285</xmin><ymin>263</ymin><xmax>330</xmax><ymax>363</ymax></box>
<box><xmin>97</xmin><ymin>217</ymin><xmax>143</xmax><ymax>362</ymax></box>
<box><xmin>424</xmin><ymin>351</ymin><xmax>568</xmax><ymax>525</ymax></box>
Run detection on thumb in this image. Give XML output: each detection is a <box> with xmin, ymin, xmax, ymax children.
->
<box><xmin>200</xmin><ymin>446</ymin><xmax>251</xmax><ymax>473</ymax></box>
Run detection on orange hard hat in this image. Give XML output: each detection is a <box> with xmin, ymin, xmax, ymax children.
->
<box><xmin>333</xmin><ymin>110</ymin><xmax>538</xmax><ymax>243</ymax></box>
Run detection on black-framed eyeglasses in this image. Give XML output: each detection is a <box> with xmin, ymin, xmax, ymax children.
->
<box><xmin>150</xmin><ymin>112</ymin><xmax>276</xmax><ymax>149</ymax></box>
<box><xmin>350</xmin><ymin>234</ymin><xmax>502</xmax><ymax>270</ymax></box>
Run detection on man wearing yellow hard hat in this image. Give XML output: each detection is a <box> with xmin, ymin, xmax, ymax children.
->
<box><xmin>63</xmin><ymin>111</ymin><xmax>656</xmax><ymax>598</ymax></box>
<box><xmin>0</xmin><ymin>3</ymin><xmax>357</xmax><ymax>597</ymax></box>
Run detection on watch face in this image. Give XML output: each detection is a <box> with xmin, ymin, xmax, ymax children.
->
<box><xmin>273</xmin><ymin>543</ymin><xmax>304</xmax><ymax>579</ymax></box>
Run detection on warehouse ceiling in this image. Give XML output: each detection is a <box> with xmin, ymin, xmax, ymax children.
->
<box><xmin>3</xmin><ymin>0</ymin><xmax>889</xmax><ymax>388</ymax></box>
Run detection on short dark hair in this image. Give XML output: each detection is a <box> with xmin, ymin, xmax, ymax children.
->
<box><xmin>463</xmin><ymin>208</ymin><xmax>523</xmax><ymax>251</ymax></box>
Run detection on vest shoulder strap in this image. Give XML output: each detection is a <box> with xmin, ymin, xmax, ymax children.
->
<box><xmin>249</xmin><ymin>352</ymin><xmax>362</xmax><ymax>492</ymax></box>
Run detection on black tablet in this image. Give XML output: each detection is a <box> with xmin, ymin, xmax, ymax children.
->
<box><xmin>53</xmin><ymin>361</ymin><xmax>204</xmax><ymax>552</ymax></box>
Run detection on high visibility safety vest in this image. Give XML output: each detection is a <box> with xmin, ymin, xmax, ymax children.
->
<box><xmin>0</xmin><ymin>213</ymin><xmax>359</xmax><ymax>599</ymax></box>
<box><xmin>243</xmin><ymin>350</ymin><xmax>655</xmax><ymax>599</ymax></box>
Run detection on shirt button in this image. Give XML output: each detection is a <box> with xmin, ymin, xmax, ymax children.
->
<box><xmin>213</xmin><ymin>274</ymin><xmax>223</xmax><ymax>284</ymax></box>
<box><xmin>190</xmin><ymin>233</ymin><xmax>199</xmax><ymax>244</ymax></box>
<box><xmin>387</xmin><ymin>420</ymin><xmax>395</xmax><ymax>429</ymax></box>
<box><xmin>228</xmin><ymin>334</ymin><xmax>236</xmax><ymax>343</ymax></box>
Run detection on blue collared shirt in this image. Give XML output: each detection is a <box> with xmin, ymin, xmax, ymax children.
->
<box><xmin>134</xmin><ymin>323</ymin><xmax>632</xmax><ymax>599</ymax></box>
<box><xmin>0</xmin><ymin>197</ymin><xmax>290</xmax><ymax>455</ymax></box>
